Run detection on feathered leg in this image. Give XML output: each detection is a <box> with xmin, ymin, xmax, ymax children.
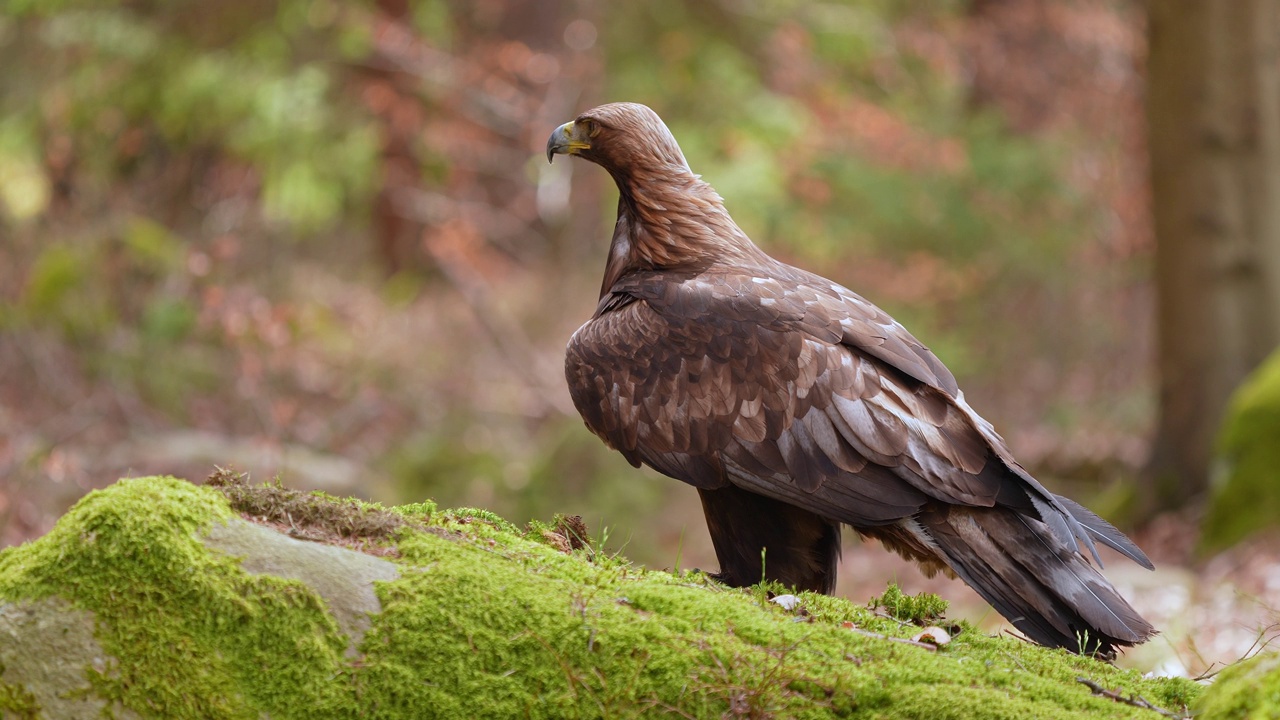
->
<box><xmin>697</xmin><ymin>485</ymin><xmax>842</xmax><ymax>593</ymax></box>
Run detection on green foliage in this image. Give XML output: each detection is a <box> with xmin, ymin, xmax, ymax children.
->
<box><xmin>141</xmin><ymin>298</ymin><xmax>197</xmax><ymax>342</ymax></box>
<box><xmin>3</xmin><ymin>1</ymin><xmax>378</xmax><ymax>232</ymax></box>
<box><xmin>870</xmin><ymin>583</ymin><xmax>949</xmax><ymax>624</ymax></box>
<box><xmin>22</xmin><ymin>244</ymin><xmax>101</xmax><ymax>336</ymax></box>
<box><xmin>602</xmin><ymin>4</ymin><xmax>1078</xmax><ymax>278</ymax></box>
<box><xmin>123</xmin><ymin>216</ymin><xmax>183</xmax><ymax>272</ymax></box>
<box><xmin>12</xmin><ymin>221</ymin><xmax>220</xmax><ymax>416</ymax></box>
<box><xmin>0</xmin><ymin>119</ymin><xmax>49</xmax><ymax>221</ymax></box>
<box><xmin>1202</xmin><ymin>347</ymin><xmax>1280</xmax><ymax>552</ymax></box>
<box><xmin>21</xmin><ymin>218</ymin><xmax>184</xmax><ymax>337</ymax></box>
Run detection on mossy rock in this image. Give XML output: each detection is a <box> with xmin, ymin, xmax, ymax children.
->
<box><xmin>0</xmin><ymin>475</ymin><xmax>1200</xmax><ymax>719</ymax></box>
<box><xmin>1203</xmin><ymin>348</ymin><xmax>1280</xmax><ymax>552</ymax></box>
<box><xmin>1194</xmin><ymin>650</ymin><xmax>1280</xmax><ymax>718</ymax></box>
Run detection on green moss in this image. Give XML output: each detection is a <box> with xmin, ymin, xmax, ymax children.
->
<box><xmin>389</xmin><ymin>500</ymin><xmax>437</xmax><ymax>519</ymax></box>
<box><xmin>1196</xmin><ymin>651</ymin><xmax>1280</xmax><ymax>719</ymax></box>
<box><xmin>869</xmin><ymin>584</ymin><xmax>949</xmax><ymax>624</ymax></box>
<box><xmin>0</xmin><ymin>476</ymin><xmax>1202</xmax><ymax>719</ymax></box>
<box><xmin>1203</xmin><ymin>348</ymin><xmax>1280</xmax><ymax>552</ymax></box>
<box><xmin>0</xmin><ymin>666</ymin><xmax>40</xmax><ymax>719</ymax></box>
<box><xmin>439</xmin><ymin>506</ymin><xmax>520</xmax><ymax>534</ymax></box>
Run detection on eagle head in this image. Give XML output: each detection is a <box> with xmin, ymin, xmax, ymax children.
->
<box><xmin>546</xmin><ymin>102</ymin><xmax>690</xmax><ymax>175</ymax></box>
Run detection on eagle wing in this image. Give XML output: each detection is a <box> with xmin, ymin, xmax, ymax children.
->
<box><xmin>565</xmin><ymin>265</ymin><xmax>1150</xmax><ymax>565</ymax></box>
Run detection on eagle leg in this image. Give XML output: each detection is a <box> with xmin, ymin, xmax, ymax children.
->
<box><xmin>697</xmin><ymin>485</ymin><xmax>841</xmax><ymax>594</ymax></box>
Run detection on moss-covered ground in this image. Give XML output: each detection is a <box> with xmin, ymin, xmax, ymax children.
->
<box><xmin>0</xmin><ymin>474</ymin><xmax>1228</xmax><ymax>719</ymax></box>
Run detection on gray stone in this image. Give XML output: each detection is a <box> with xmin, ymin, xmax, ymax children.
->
<box><xmin>0</xmin><ymin>597</ymin><xmax>135</xmax><ymax>719</ymax></box>
<box><xmin>203</xmin><ymin>519</ymin><xmax>399</xmax><ymax>655</ymax></box>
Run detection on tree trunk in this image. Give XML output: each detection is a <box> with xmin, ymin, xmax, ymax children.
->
<box><xmin>1143</xmin><ymin>0</ymin><xmax>1280</xmax><ymax>515</ymax></box>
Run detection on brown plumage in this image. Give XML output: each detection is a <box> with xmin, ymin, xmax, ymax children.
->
<box><xmin>547</xmin><ymin>102</ymin><xmax>1155</xmax><ymax>656</ymax></box>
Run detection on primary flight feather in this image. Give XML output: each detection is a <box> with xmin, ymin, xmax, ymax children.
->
<box><xmin>547</xmin><ymin>102</ymin><xmax>1155</xmax><ymax>656</ymax></box>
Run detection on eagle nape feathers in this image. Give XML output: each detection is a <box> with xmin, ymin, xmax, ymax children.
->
<box><xmin>548</xmin><ymin>102</ymin><xmax>1155</xmax><ymax>657</ymax></box>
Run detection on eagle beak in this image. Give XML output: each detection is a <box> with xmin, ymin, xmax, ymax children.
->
<box><xmin>546</xmin><ymin>121</ymin><xmax>590</xmax><ymax>163</ymax></box>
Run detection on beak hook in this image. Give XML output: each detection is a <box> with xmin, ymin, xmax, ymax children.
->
<box><xmin>546</xmin><ymin>122</ymin><xmax>578</xmax><ymax>163</ymax></box>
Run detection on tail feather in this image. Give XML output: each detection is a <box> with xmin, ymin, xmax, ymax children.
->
<box><xmin>913</xmin><ymin>513</ymin><xmax>1070</xmax><ymax>647</ymax></box>
<box><xmin>1055</xmin><ymin>494</ymin><xmax>1155</xmax><ymax>570</ymax></box>
<box><xmin>918</xmin><ymin>506</ymin><xmax>1155</xmax><ymax>656</ymax></box>
<box><xmin>1000</xmin><ymin>512</ymin><xmax>1152</xmax><ymax>642</ymax></box>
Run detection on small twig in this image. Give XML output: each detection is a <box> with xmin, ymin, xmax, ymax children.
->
<box><xmin>1004</xmin><ymin>629</ymin><xmax>1035</xmax><ymax>645</ymax></box>
<box><xmin>1190</xmin><ymin>661</ymin><xmax>1225</xmax><ymax>683</ymax></box>
<box><xmin>1076</xmin><ymin>677</ymin><xmax>1187</xmax><ymax>719</ymax></box>
<box><xmin>1241</xmin><ymin>621</ymin><xmax>1280</xmax><ymax>660</ymax></box>
<box><xmin>846</xmin><ymin>626</ymin><xmax>937</xmax><ymax>651</ymax></box>
<box><xmin>871</xmin><ymin>609</ymin><xmax>916</xmax><ymax>628</ymax></box>
<box><xmin>1193</xmin><ymin>621</ymin><xmax>1280</xmax><ymax>682</ymax></box>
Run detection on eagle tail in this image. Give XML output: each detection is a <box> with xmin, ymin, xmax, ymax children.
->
<box><xmin>1054</xmin><ymin>494</ymin><xmax>1155</xmax><ymax>570</ymax></box>
<box><xmin>915</xmin><ymin>506</ymin><xmax>1155</xmax><ymax>657</ymax></box>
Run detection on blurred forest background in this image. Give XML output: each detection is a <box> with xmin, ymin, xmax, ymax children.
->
<box><xmin>2</xmin><ymin>0</ymin><xmax>1279</xmax><ymax>675</ymax></box>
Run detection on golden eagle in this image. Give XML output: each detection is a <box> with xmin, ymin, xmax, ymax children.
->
<box><xmin>547</xmin><ymin>102</ymin><xmax>1154</xmax><ymax>655</ymax></box>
